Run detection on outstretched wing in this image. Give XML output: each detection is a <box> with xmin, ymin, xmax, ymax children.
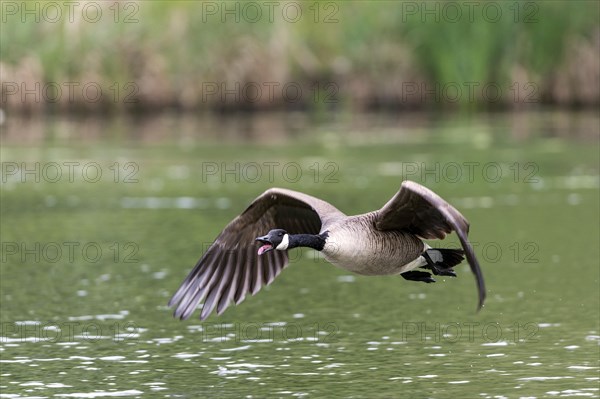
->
<box><xmin>375</xmin><ymin>181</ymin><xmax>486</xmax><ymax>310</ymax></box>
<box><xmin>169</xmin><ymin>188</ymin><xmax>346</xmax><ymax>320</ymax></box>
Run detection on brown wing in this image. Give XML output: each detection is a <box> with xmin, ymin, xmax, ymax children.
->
<box><xmin>375</xmin><ymin>181</ymin><xmax>486</xmax><ymax>310</ymax></box>
<box><xmin>168</xmin><ymin>188</ymin><xmax>346</xmax><ymax>320</ymax></box>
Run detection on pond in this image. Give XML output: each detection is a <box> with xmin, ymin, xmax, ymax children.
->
<box><xmin>1</xmin><ymin>110</ymin><xmax>598</xmax><ymax>398</ymax></box>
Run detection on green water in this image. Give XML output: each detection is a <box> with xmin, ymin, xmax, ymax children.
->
<box><xmin>1</xmin><ymin>111</ymin><xmax>599</xmax><ymax>398</ymax></box>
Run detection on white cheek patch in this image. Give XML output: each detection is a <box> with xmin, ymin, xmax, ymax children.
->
<box><xmin>276</xmin><ymin>234</ymin><xmax>289</xmax><ymax>250</ymax></box>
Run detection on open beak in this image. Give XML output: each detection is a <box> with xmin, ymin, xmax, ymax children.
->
<box><xmin>255</xmin><ymin>235</ymin><xmax>274</xmax><ymax>255</ymax></box>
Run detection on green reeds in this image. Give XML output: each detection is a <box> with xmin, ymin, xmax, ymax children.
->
<box><xmin>1</xmin><ymin>0</ymin><xmax>597</xmax><ymax>112</ymax></box>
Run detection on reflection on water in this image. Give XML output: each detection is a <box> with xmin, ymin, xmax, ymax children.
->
<box><xmin>1</xmin><ymin>109</ymin><xmax>599</xmax><ymax>145</ymax></box>
<box><xmin>1</xmin><ymin>110</ymin><xmax>599</xmax><ymax>398</ymax></box>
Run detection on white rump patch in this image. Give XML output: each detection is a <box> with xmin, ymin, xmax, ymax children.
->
<box><xmin>397</xmin><ymin>255</ymin><xmax>427</xmax><ymax>274</ymax></box>
<box><xmin>276</xmin><ymin>234</ymin><xmax>289</xmax><ymax>250</ymax></box>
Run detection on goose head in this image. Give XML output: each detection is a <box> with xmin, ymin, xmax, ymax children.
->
<box><xmin>255</xmin><ymin>229</ymin><xmax>289</xmax><ymax>255</ymax></box>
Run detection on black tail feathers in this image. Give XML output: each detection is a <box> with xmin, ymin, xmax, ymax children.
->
<box><xmin>401</xmin><ymin>248</ymin><xmax>464</xmax><ymax>283</ymax></box>
<box><xmin>423</xmin><ymin>248</ymin><xmax>464</xmax><ymax>270</ymax></box>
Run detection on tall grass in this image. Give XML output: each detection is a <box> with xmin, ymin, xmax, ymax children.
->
<box><xmin>0</xmin><ymin>0</ymin><xmax>598</xmax><ymax>112</ymax></box>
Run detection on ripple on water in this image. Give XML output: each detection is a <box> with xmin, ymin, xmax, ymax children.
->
<box><xmin>220</xmin><ymin>345</ymin><xmax>251</xmax><ymax>352</ymax></box>
<box><xmin>519</xmin><ymin>376</ymin><xmax>575</xmax><ymax>381</ymax></box>
<box><xmin>68</xmin><ymin>310</ymin><xmax>129</xmax><ymax>321</ymax></box>
<box><xmin>172</xmin><ymin>353</ymin><xmax>201</xmax><ymax>359</ymax></box>
<box><xmin>568</xmin><ymin>365</ymin><xmax>598</xmax><ymax>370</ymax></box>
<box><xmin>546</xmin><ymin>389</ymin><xmax>598</xmax><ymax>397</ymax></box>
<box><xmin>150</xmin><ymin>336</ymin><xmax>183</xmax><ymax>345</ymax></box>
<box><xmin>336</xmin><ymin>275</ymin><xmax>355</xmax><ymax>283</ymax></box>
<box><xmin>54</xmin><ymin>390</ymin><xmax>144</xmax><ymax>397</ymax></box>
<box><xmin>482</xmin><ymin>341</ymin><xmax>509</xmax><ymax>347</ymax></box>
<box><xmin>538</xmin><ymin>323</ymin><xmax>562</xmax><ymax>328</ymax></box>
<box><xmin>99</xmin><ymin>356</ymin><xmax>126</xmax><ymax>361</ymax></box>
<box><xmin>585</xmin><ymin>335</ymin><xmax>600</xmax><ymax>342</ymax></box>
<box><xmin>141</xmin><ymin>382</ymin><xmax>167</xmax><ymax>392</ymax></box>
<box><xmin>213</xmin><ymin>363</ymin><xmax>274</xmax><ymax>377</ymax></box>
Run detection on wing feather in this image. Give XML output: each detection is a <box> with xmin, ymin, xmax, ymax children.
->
<box><xmin>201</xmin><ymin>252</ymin><xmax>236</xmax><ymax>320</ymax></box>
<box><xmin>233</xmin><ymin>248</ymin><xmax>253</xmax><ymax>305</ymax></box>
<box><xmin>169</xmin><ymin>188</ymin><xmax>345</xmax><ymax>320</ymax></box>
<box><xmin>251</xmin><ymin>252</ymin><xmax>265</xmax><ymax>296</ymax></box>
<box><xmin>217</xmin><ymin>254</ymin><xmax>240</xmax><ymax>315</ymax></box>
<box><xmin>181</xmin><ymin>252</ymin><xmax>228</xmax><ymax>320</ymax></box>
<box><xmin>376</xmin><ymin>181</ymin><xmax>486</xmax><ymax>310</ymax></box>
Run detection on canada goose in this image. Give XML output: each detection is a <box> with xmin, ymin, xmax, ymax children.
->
<box><xmin>169</xmin><ymin>181</ymin><xmax>486</xmax><ymax>320</ymax></box>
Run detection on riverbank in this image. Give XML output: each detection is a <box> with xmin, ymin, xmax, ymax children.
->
<box><xmin>1</xmin><ymin>1</ymin><xmax>598</xmax><ymax>113</ymax></box>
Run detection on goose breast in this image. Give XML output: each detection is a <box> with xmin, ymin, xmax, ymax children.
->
<box><xmin>322</xmin><ymin>214</ymin><xmax>425</xmax><ymax>276</ymax></box>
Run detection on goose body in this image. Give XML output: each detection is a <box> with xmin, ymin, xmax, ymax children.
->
<box><xmin>169</xmin><ymin>181</ymin><xmax>486</xmax><ymax>320</ymax></box>
<box><xmin>322</xmin><ymin>214</ymin><xmax>425</xmax><ymax>276</ymax></box>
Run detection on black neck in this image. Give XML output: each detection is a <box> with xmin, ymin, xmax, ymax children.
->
<box><xmin>288</xmin><ymin>233</ymin><xmax>327</xmax><ymax>251</ymax></box>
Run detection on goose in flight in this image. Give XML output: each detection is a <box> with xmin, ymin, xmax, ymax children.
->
<box><xmin>169</xmin><ymin>181</ymin><xmax>486</xmax><ymax>320</ymax></box>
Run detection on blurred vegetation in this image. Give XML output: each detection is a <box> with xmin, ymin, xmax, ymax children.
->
<box><xmin>0</xmin><ymin>0</ymin><xmax>598</xmax><ymax>112</ymax></box>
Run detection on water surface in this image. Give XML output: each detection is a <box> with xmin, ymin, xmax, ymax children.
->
<box><xmin>1</xmin><ymin>111</ymin><xmax>599</xmax><ymax>398</ymax></box>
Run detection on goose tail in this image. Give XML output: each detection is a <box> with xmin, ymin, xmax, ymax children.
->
<box><xmin>423</xmin><ymin>248</ymin><xmax>464</xmax><ymax>270</ymax></box>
